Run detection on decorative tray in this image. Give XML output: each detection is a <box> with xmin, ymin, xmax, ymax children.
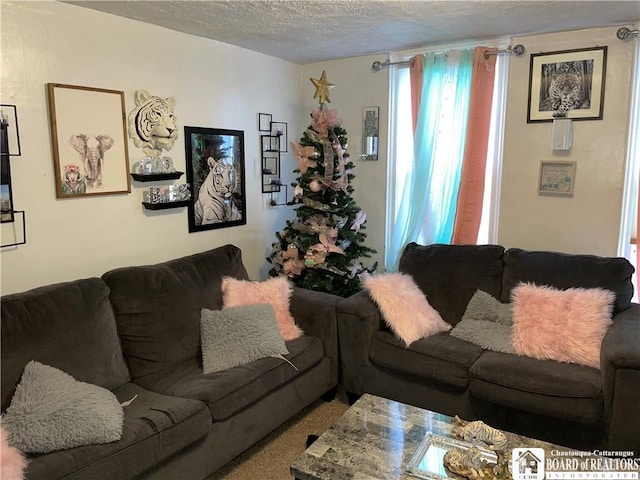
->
<box><xmin>406</xmin><ymin>433</ymin><xmax>497</xmax><ymax>479</ymax></box>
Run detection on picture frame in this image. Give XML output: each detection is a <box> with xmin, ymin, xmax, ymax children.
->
<box><xmin>47</xmin><ymin>83</ymin><xmax>131</xmax><ymax>198</ymax></box>
<box><xmin>184</xmin><ymin>126</ymin><xmax>246</xmax><ymax>232</ymax></box>
<box><xmin>527</xmin><ymin>46</ymin><xmax>607</xmax><ymax>123</ymax></box>
<box><xmin>362</xmin><ymin>106</ymin><xmax>380</xmax><ymax>160</ymax></box>
<box><xmin>0</xmin><ymin>104</ymin><xmax>21</xmax><ymax>156</ymax></box>
<box><xmin>271</xmin><ymin>121</ymin><xmax>288</xmax><ymax>152</ymax></box>
<box><xmin>258</xmin><ymin>113</ymin><xmax>272</xmax><ymax>132</ymax></box>
<box><xmin>1</xmin><ymin>121</ymin><xmax>15</xmax><ymax>223</ymax></box>
<box><xmin>538</xmin><ymin>160</ymin><xmax>576</xmax><ymax>196</ymax></box>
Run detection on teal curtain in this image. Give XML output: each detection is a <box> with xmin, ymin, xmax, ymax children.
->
<box><xmin>386</xmin><ymin>49</ymin><xmax>473</xmax><ymax>270</ymax></box>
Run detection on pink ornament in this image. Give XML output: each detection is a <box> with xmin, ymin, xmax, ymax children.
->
<box><xmin>309</xmin><ymin>179</ymin><xmax>322</xmax><ymax>192</ymax></box>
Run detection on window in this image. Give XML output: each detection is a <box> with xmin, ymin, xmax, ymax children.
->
<box><xmin>618</xmin><ymin>40</ymin><xmax>639</xmax><ymax>302</ymax></box>
<box><xmin>386</xmin><ymin>51</ymin><xmax>507</xmax><ymax>270</ymax></box>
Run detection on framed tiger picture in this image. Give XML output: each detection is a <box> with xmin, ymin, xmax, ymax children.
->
<box><xmin>184</xmin><ymin>126</ymin><xmax>246</xmax><ymax>232</ymax></box>
<box><xmin>527</xmin><ymin>46</ymin><xmax>607</xmax><ymax>123</ymax></box>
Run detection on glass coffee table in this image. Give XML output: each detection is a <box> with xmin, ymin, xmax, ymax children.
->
<box><xmin>291</xmin><ymin>393</ymin><xmax>571</xmax><ymax>480</ymax></box>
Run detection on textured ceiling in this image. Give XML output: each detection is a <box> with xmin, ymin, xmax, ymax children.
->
<box><xmin>65</xmin><ymin>1</ymin><xmax>640</xmax><ymax>64</ymax></box>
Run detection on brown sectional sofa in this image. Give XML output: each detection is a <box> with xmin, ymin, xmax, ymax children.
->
<box><xmin>337</xmin><ymin>243</ymin><xmax>639</xmax><ymax>451</ymax></box>
<box><xmin>1</xmin><ymin>244</ymin><xmax>341</xmax><ymax>479</ymax></box>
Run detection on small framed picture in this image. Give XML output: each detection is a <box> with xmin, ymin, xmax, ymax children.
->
<box><xmin>538</xmin><ymin>160</ymin><xmax>576</xmax><ymax>196</ymax></box>
<box><xmin>258</xmin><ymin>113</ymin><xmax>272</xmax><ymax>132</ymax></box>
<box><xmin>527</xmin><ymin>46</ymin><xmax>607</xmax><ymax>123</ymax></box>
<box><xmin>0</xmin><ymin>104</ymin><xmax>21</xmax><ymax>156</ymax></box>
<box><xmin>271</xmin><ymin>121</ymin><xmax>288</xmax><ymax>152</ymax></box>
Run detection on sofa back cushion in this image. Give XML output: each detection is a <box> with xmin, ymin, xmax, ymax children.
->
<box><xmin>398</xmin><ymin>243</ymin><xmax>505</xmax><ymax>326</ymax></box>
<box><xmin>102</xmin><ymin>245</ymin><xmax>249</xmax><ymax>379</ymax></box>
<box><xmin>501</xmin><ymin>248</ymin><xmax>635</xmax><ymax>314</ymax></box>
<box><xmin>1</xmin><ymin>278</ymin><xmax>131</xmax><ymax>411</ymax></box>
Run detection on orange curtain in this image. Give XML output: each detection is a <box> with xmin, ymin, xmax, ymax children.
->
<box><xmin>452</xmin><ymin>47</ymin><xmax>497</xmax><ymax>244</ymax></box>
<box><xmin>410</xmin><ymin>55</ymin><xmax>424</xmax><ymax>133</ymax></box>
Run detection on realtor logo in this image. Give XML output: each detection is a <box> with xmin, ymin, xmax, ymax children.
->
<box><xmin>512</xmin><ymin>448</ymin><xmax>545</xmax><ymax>480</ymax></box>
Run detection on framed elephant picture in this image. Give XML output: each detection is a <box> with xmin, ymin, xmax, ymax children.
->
<box><xmin>47</xmin><ymin>83</ymin><xmax>131</xmax><ymax>198</ymax></box>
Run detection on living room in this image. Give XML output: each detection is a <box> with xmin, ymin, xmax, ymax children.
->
<box><xmin>1</xmin><ymin>2</ymin><xmax>639</xmax><ymax>480</ymax></box>
<box><xmin>1</xmin><ymin>1</ymin><xmax>638</xmax><ymax>295</ymax></box>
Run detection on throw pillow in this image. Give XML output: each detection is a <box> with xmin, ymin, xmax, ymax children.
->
<box><xmin>511</xmin><ymin>283</ymin><xmax>615</xmax><ymax>369</ymax></box>
<box><xmin>362</xmin><ymin>272</ymin><xmax>451</xmax><ymax>347</ymax></box>
<box><xmin>201</xmin><ymin>303</ymin><xmax>289</xmax><ymax>374</ymax></box>
<box><xmin>221</xmin><ymin>276</ymin><xmax>303</xmax><ymax>340</ymax></box>
<box><xmin>462</xmin><ymin>289</ymin><xmax>513</xmax><ymax>326</ymax></box>
<box><xmin>450</xmin><ymin>290</ymin><xmax>515</xmax><ymax>354</ymax></box>
<box><xmin>0</xmin><ymin>424</ymin><xmax>27</xmax><ymax>480</ymax></box>
<box><xmin>2</xmin><ymin>361</ymin><xmax>123</xmax><ymax>454</ymax></box>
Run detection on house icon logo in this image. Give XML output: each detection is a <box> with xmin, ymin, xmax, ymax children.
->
<box><xmin>512</xmin><ymin>448</ymin><xmax>545</xmax><ymax>480</ymax></box>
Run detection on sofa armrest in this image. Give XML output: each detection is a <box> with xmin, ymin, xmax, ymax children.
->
<box><xmin>336</xmin><ymin>290</ymin><xmax>384</xmax><ymax>395</ymax></box>
<box><xmin>600</xmin><ymin>303</ymin><xmax>640</xmax><ymax>450</ymax></box>
<box><xmin>289</xmin><ymin>287</ymin><xmax>342</xmax><ymax>388</ymax></box>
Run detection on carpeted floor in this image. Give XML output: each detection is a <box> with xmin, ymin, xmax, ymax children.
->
<box><xmin>209</xmin><ymin>391</ymin><xmax>350</xmax><ymax>479</ymax></box>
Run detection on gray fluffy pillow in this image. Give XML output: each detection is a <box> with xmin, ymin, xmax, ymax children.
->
<box><xmin>2</xmin><ymin>361</ymin><xmax>124</xmax><ymax>453</ymax></box>
<box><xmin>201</xmin><ymin>303</ymin><xmax>289</xmax><ymax>374</ymax></box>
<box><xmin>463</xmin><ymin>289</ymin><xmax>513</xmax><ymax>326</ymax></box>
<box><xmin>450</xmin><ymin>290</ymin><xmax>516</xmax><ymax>354</ymax></box>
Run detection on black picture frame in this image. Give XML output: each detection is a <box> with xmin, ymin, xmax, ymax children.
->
<box><xmin>271</xmin><ymin>121</ymin><xmax>288</xmax><ymax>152</ymax></box>
<box><xmin>1</xmin><ymin>121</ymin><xmax>15</xmax><ymax>223</ymax></box>
<box><xmin>0</xmin><ymin>104</ymin><xmax>21</xmax><ymax>156</ymax></box>
<box><xmin>527</xmin><ymin>46</ymin><xmax>607</xmax><ymax>123</ymax></box>
<box><xmin>258</xmin><ymin>113</ymin><xmax>272</xmax><ymax>132</ymax></box>
<box><xmin>184</xmin><ymin>126</ymin><xmax>246</xmax><ymax>232</ymax></box>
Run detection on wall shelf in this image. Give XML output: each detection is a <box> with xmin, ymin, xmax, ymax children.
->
<box><xmin>142</xmin><ymin>200</ymin><xmax>190</xmax><ymax>210</ymax></box>
<box><xmin>131</xmin><ymin>172</ymin><xmax>183</xmax><ymax>182</ymax></box>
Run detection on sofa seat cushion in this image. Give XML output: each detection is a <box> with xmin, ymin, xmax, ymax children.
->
<box><xmin>135</xmin><ymin>335</ymin><xmax>324</xmax><ymax>421</ymax></box>
<box><xmin>469</xmin><ymin>351</ymin><xmax>603</xmax><ymax>423</ymax></box>
<box><xmin>398</xmin><ymin>243</ymin><xmax>505</xmax><ymax>326</ymax></box>
<box><xmin>369</xmin><ymin>332</ymin><xmax>483</xmax><ymax>388</ymax></box>
<box><xmin>23</xmin><ymin>383</ymin><xmax>210</xmax><ymax>480</ymax></box>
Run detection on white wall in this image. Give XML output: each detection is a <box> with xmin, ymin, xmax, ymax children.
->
<box><xmin>305</xmin><ymin>26</ymin><xmax>636</xmax><ymax>264</ymax></box>
<box><xmin>1</xmin><ymin>3</ymin><xmax>635</xmax><ymax>296</ymax></box>
<box><xmin>499</xmin><ymin>26</ymin><xmax>635</xmax><ymax>256</ymax></box>
<box><xmin>301</xmin><ymin>57</ymin><xmax>389</xmax><ymax>270</ymax></box>
<box><xmin>0</xmin><ymin>1</ymin><xmax>304</xmax><ymax>295</ymax></box>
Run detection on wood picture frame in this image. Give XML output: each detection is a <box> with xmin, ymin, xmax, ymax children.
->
<box><xmin>527</xmin><ymin>46</ymin><xmax>607</xmax><ymax>123</ymax></box>
<box><xmin>47</xmin><ymin>83</ymin><xmax>131</xmax><ymax>198</ymax></box>
<box><xmin>538</xmin><ymin>160</ymin><xmax>576</xmax><ymax>196</ymax></box>
<box><xmin>184</xmin><ymin>126</ymin><xmax>246</xmax><ymax>232</ymax></box>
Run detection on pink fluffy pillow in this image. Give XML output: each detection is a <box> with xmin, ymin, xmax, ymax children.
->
<box><xmin>363</xmin><ymin>272</ymin><xmax>451</xmax><ymax>346</ymax></box>
<box><xmin>221</xmin><ymin>276</ymin><xmax>303</xmax><ymax>340</ymax></box>
<box><xmin>1</xmin><ymin>424</ymin><xmax>27</xmax><ymax>480</ymax></box>
<box><xmin>511</xmin><ymin>283</ymin><xmax>615</xmax><ymax>369</ymax></box>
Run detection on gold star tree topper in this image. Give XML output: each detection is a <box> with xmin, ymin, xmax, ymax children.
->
<box><xmin>310</xmin><ymin>71</ymin><xmax>335</xmax><ymax>105</ymax></box>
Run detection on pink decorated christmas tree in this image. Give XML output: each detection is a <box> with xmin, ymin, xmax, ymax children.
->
<box><xmin>267</xmin><ymin>71</ymin><xmax>376</xmax><ymax>297</ymax></box>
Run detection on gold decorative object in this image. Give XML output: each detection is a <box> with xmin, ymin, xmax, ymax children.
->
<box><xmin>310</xmin><ymin>71</ymin><xmax>335</xmax><ymax>105</ymax></box>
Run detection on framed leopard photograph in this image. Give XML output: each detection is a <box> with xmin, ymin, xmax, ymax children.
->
<box><xmin>527</xmin><ymin>46</ymin><xmax>607</xmax><ymax>123</ymax></box>
<box><xmin>184</xmin><ymin>126</ymin><xmax>246</xmax><ymax>233</ymax></box>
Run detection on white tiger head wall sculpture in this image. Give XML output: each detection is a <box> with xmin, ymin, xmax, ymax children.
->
<box><xmin>127</xmin><ymin>89</ymin><xmax>178</xmax><ymax>158</ymax></box>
